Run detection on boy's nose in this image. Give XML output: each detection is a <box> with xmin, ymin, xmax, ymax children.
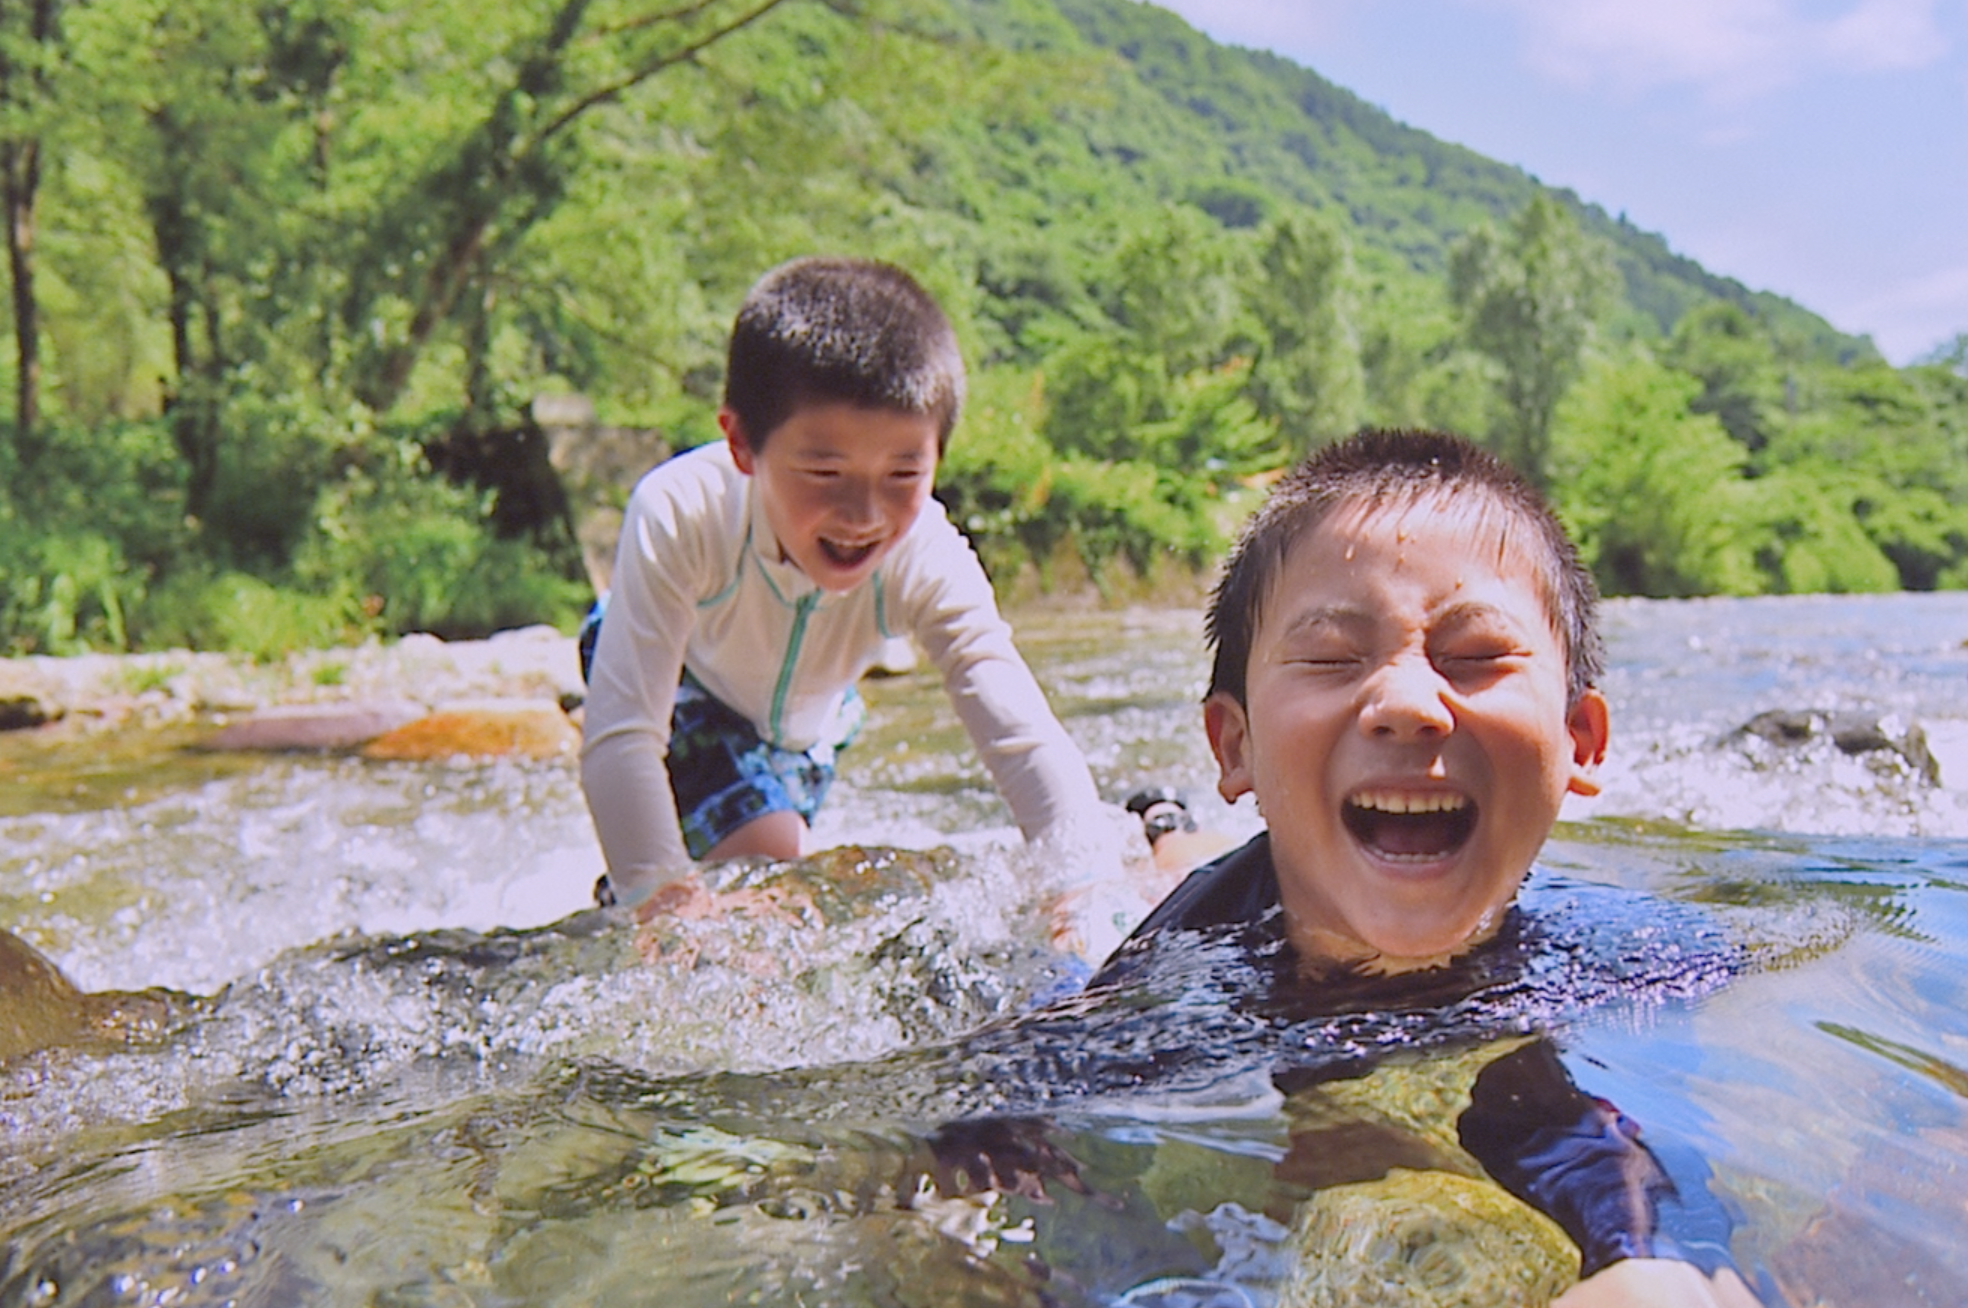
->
<box><xmin>1357</xmin><ymin>657</ymin><xmax>1454</xmax><ymax>740</ymax></box>
<box><xmin>834</xmin><ymin>479</ymin><xmax>882</xmax><ymax>526</ymax></box>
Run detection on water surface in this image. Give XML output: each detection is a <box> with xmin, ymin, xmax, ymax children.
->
<box><xmin>6</xmin><ymin>596</ymin><xmax>1968</xmax><ymax>1306</ymax></box>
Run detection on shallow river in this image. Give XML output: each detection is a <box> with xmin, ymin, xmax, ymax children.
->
<box><xmin>6</xmin><ymin>594</ymin><xmax>1968</xmax><ymax>1306</ymax></box>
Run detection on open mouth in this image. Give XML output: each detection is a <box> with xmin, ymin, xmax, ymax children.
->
<box><xmin>818</xmin><ymin>537</ymin><xmax>880</xmax><ymax>569</ymax></box>
<box><xmin>1342</xmin><ymin>790</ymin><xmax>1477</xmax><ymax>861</ymax></box>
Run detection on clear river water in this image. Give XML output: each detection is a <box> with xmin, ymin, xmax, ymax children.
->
<box><xmin>5</xmin><ymin>593</ymin><xmax>1968</xmax><ymax>1306</ymax></box>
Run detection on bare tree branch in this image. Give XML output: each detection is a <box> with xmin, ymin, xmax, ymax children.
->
<box><xmin>526</xmin><ymin>0</ymin><xmax>793</xmax><ymax>151</ymax></box>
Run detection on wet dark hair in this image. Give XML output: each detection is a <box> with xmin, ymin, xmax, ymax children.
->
<box><xmin>1206</xmin><ymin>429</ymin><xmax>1604</xmax><ymax>708</ymax></box>
<box><xmin>723</xmin><ymin>256</ymin><xmax>965</xmax><ymax>451</ymax></box>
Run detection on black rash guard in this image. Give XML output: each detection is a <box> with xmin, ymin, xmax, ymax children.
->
<box><xmin>1088</xmin><ymin>832</ymin><xmax>1737</xmax><ymax>1280</ymax></box>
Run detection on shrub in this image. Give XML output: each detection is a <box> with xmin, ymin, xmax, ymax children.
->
<box><xmin>297</xmin><ymin>451</ymin><xmax>588</xmax><ymax>640</ymax></box>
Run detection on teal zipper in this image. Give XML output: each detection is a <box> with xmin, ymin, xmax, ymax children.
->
<box><xmin>769</xmin><ymin>591</ymin><xmax>817</xmax><ymax>745</ymax></box>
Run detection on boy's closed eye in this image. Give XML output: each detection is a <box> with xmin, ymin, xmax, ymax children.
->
<box><xmin>1282</xmin><ymin>635</ymin><xmax>1369</xmax><ymax>672</ymax></box>
<box><xmin>1430</xmin><ymin>639</ymin><xmax>1530</xmax><ymax>683</ymax></box>
<box><xmin>1276</xmin><ymin>608</ymin><xmax>1374</xmax><ymax>670</ymax></box>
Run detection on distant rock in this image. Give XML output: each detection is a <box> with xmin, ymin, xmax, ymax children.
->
<box><xmin>200</xmin><ymin>700</ymin><xmax>427</xmax><ymax>752</ymax></box>
<box><xmin>361</xmin><ymin>700</ymin><xmax>580</xmax><ymax>761</ymax></box>
<box><xmin>534</xmin><ymin>392</ymin><xmax>670</xmax><ymax>594</ymax></box>
<box><xmin>0</xmin><ymin>660</ymin><xmax>63</xmax><ymax>731</ymax></box>
<box><xmin>1734</xmin><ymin>708</ymin><xmax>1940</xmax><ymax>783</ymax></box>
<box><xmin>0</xmin><ymin>694</ymin><xmax>55</xmax><ymax>732</ymax></box>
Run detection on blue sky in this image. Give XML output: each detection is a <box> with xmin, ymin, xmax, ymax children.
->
<box><xmin>1153</xmin><ymin>0</ymin><xmax>1968</xmax><ymax>364</ymax></box>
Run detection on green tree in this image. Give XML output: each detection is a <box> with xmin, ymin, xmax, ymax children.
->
<box><xmin>1663</xmin><ymin>300</ymin><xmax>1783</xmax><ymax>453</ymax></box>
<box><xmin>1246</xmin><ymin>209</ymin><xmax>1363</xmax><ymax>451</ymax></box>
<box><xmin>1550</xmin><ymin>353</ymin><xmax>1763</xmax><ymax>596</ymax></box>
<box><xmin>337</xmin><ymin>0</ymin><xmax>797</xmax><ymax>417</ymax></box>
<box><xmin>1449</xmin><ymin>194</ymin><xmax>1617</xmax><ymax>488</ymax></box>
<box><xmin>1042</xmin><ymin>204</ymin><xmax>1266</xmax><ymax>467</ymax></box>
<box><xmin>0</xmin><ymin>0</ymin><xmax>62</xmax><ymax>458</ymax></box>
<box><xmin>1102</xmin><ymin>204</ymin><xmax>1248</xmax><ymax>376</ymax></box>
<box><xmin>114</xmin><ymin>0</ymin><xmax>302</xmax><ymax>525</ymax></box>
<box><xmin>1919</xmin><ymin>331</ymin><xmax>1968</xmax><ymax>378</ymax></box>
<box><xmin>1742</xmin><ymin>469</ymin><xmax>1899</xmax><ymax>594</ymax></box>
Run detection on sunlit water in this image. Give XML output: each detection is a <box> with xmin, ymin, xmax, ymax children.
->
<box><xmin>5</xmin><ymin>596</ymin><xmax>1968</xmax><ymax>1306</ymax></box>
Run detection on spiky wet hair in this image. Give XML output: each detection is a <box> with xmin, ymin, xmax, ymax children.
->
<box><xmin>1206</xmin><ymin>429</ymin><xmax>1604</xmax><ymax>709</ymax></box>
<box><xmin>723</xmin><ymin>257</ymin><xmax>965</xmax><ymax>450</ymax></box>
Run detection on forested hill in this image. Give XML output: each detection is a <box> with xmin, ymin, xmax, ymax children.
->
<box><xmin>961</xmin><ymin>0</ymin><xmax>1870</xmax><ymax>363</ymax></box>
<box><xmin>3</xmin><ymin>0</ymin><xmax>1962</xmax><ymax>658</ymax></box>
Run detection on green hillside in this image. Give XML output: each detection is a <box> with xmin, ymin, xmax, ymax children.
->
<box><xmin>1</xmin><ymin>0</ymin><xmax>1961</xmax><ymax>657</ymax></box>
<box><xmin>942</xmin><ymin>0</ymin><xmax>1872</xmax><ymax>362</ymax></box>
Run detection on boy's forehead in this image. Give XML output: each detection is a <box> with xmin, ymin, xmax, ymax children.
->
<box><xmin>771</xmin><ymin>400</ymin><xmax>940</xmax><ymax>445</ymax></box>
<box><xmin>1269</xmin><ymin>490</ymin><xmax>1560</xmax><ymax>615</ymax></box>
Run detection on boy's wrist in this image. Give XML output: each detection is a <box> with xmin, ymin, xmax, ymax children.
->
<box><xmin>595</xmin><ymin>862</ymin><xmax>695</xmax><ymax>913</ymax></box>
<box><xmin>1028</xmin><ymin>803</ymin><xmax>1135</xmax><ymax>887</ymax></box>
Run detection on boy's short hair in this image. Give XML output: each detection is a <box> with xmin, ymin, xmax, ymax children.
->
<box><xmin>724</xmin><ymin>257</ymin><xmax>966</xmax><ymax>450</ymax></box>
<box><xmin>1207</xmin><ymin>428</ymin><xmax>1604</xmax><ymax>708</ymax></box>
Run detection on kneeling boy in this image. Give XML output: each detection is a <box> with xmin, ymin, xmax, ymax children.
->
<box><xmin>581</xmin><ymin>257</ymin><xmax>1115</xmax><ymax>918</ymax></box>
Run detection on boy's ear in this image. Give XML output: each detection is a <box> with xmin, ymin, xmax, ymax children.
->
<box><xmin>1203</xmin><ymin>692</ymin><xmax>1256</xmax><ymax>804</ymax></box>
<box><xmin>720</xmin><ymin>407</ymin><xmax>756</xmax><ymax>475</ymax></box>
<box><xmin>1565</xmin><ymin>688</ymin><xmax>1610</xmax><ymax>798</ymax></box>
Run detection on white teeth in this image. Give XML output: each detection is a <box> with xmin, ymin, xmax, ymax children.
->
<box><xmin>1349</xmin><ymin>791</ymin><xmax>1467</xmax><ymax>815</ymax></box>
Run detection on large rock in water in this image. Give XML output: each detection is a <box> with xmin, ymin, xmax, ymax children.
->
<box><xmin>1271</xmin><ymin>1040</ymin><xmax>1583</xmax><ymax>1307</ymax></box>
<box><xmin>0</xmin><ymin>930</ymin><xmax>182</xmax><ymax>1063</ymax></box>
<box><xmin>360</xmin><ymin>700</ymin><xmax>580</xmax><ymax>761</ymax></box>
<box><xmin>1281</xmin><ymin>1167</ymin><xmax>1580</xmax><ymax>1307</ymax></box>
<box><xmin>200</xmin><ymin>700</ymin><xmax>427</xmax><ymax>752</ymax></box>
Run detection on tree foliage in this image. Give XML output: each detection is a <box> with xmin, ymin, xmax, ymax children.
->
<box><xmin>1449</xmin><ymin>194</ymin><xmax>1618</xmax><ymax>489</ymax></box>
<box><xmin>1</xmin><ymin>0</ymin><xmax>1965</xmax><ymax>656</ymax></box>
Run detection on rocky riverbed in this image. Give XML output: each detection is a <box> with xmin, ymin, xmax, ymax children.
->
<box><xmin>0</xmin><ymin>625</ymin><xmax>584</xmax><ymax>739</ymax></box>
<box><xmin>0</xmin><ymin>628</ymin><xmax>591</xmax><ymax>821</ymax></box>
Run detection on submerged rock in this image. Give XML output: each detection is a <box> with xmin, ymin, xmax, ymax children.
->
<box><xmin>1281</xmin><ymin>1168</ymin><xmax>1579</xmax><ymax>1307</ymax></box>
<box><xmin>360</xmin><ymin>700</ymin><xmax>580</xmax><ymax>761</ymax></box>
<box><xmin>0</xmin><ymin>930</ymin><xmax>188</xmax><ymax>1063</ymax></box>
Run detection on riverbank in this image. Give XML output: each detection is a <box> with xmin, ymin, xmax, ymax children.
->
<box><xmin>0</xmin><ymin>626</ymin><xmax>586</xmax><ymax>736</ymax></box>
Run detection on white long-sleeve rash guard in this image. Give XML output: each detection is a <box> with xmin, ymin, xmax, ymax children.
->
<box><xmin>579</xmin><ymin>441</ymin><xmax>1112</xmax><ymax>905</ymax></box>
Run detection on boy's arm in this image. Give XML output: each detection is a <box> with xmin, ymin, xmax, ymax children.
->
<box><xmin>1459</xmin><ymin>1041</ymin><xmax>1761</xmax><ymax>1302</ymax></box>
<box><xmin>891</xmin><ymin>511</ymin><xmax>1129</xmax><ymax>894</ymax></box>
<box><xmin>579</xmin><ymin>477</ymin><xmax>703</xmax><ymax>905</ymax></box>
<box><xmin>1556</xmin><ymin>1260</ymin><xmax>1762</xmax><ymax>1307</ymax></box>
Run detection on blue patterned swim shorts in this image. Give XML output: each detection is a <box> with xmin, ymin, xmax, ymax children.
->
<box><xmin>668</xmin><ymin>670</ymin><xmax>861</xmax><ymax>858</ymax></box>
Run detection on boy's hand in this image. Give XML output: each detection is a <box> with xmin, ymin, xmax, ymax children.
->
<box><xmin>1045</xmin><ymin>877</ymin><xmax>1154</xmax><ymax>964</ymax></box>
<box><xmin>1554</xmin><ymin>1260</ymin><xmax>1762</xmax><ymax>1308</ymax></box>
<box><xmin>631</xmin><ymin>872</ymin><xmax>713</xmax><ymax>923</ymax></box>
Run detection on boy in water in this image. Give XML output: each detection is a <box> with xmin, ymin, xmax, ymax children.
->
<box><xmin>1098</xmin><ymin>430</ymin><xmax>1759</xmax><ymax>1305</ymax></box>
<box><xmin>580</xmin><ymin>257</ymin><xmax>1119</xmax><ymax>927</ymax></box>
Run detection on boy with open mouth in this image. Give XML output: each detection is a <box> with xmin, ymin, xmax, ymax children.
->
<box><xmin>1091</xmin><ymin>430</ymin><xmax>1761</xmax><ymax>1306</ymax></box>
<box><xmin>580</xmin><ymin>258</ymin><xmax>1119</xmax><ymax>932</ymax></box>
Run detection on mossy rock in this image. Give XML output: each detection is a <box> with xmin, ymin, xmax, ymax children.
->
<box><xmin>0</xmin><ymin>929</ymin><xmax>187</xmax><ymax>1063</ymax></box>
<box><xmin>1281</xmin><ymin>1167</ymin><xmax>1579</xmax><ymax>1308</ymax></box>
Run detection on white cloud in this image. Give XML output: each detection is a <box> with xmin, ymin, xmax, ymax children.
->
<box><xmin>1487</xmin><ymin>0</ymin><xmax>1951</xmax><ymax>100</ymax></box>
